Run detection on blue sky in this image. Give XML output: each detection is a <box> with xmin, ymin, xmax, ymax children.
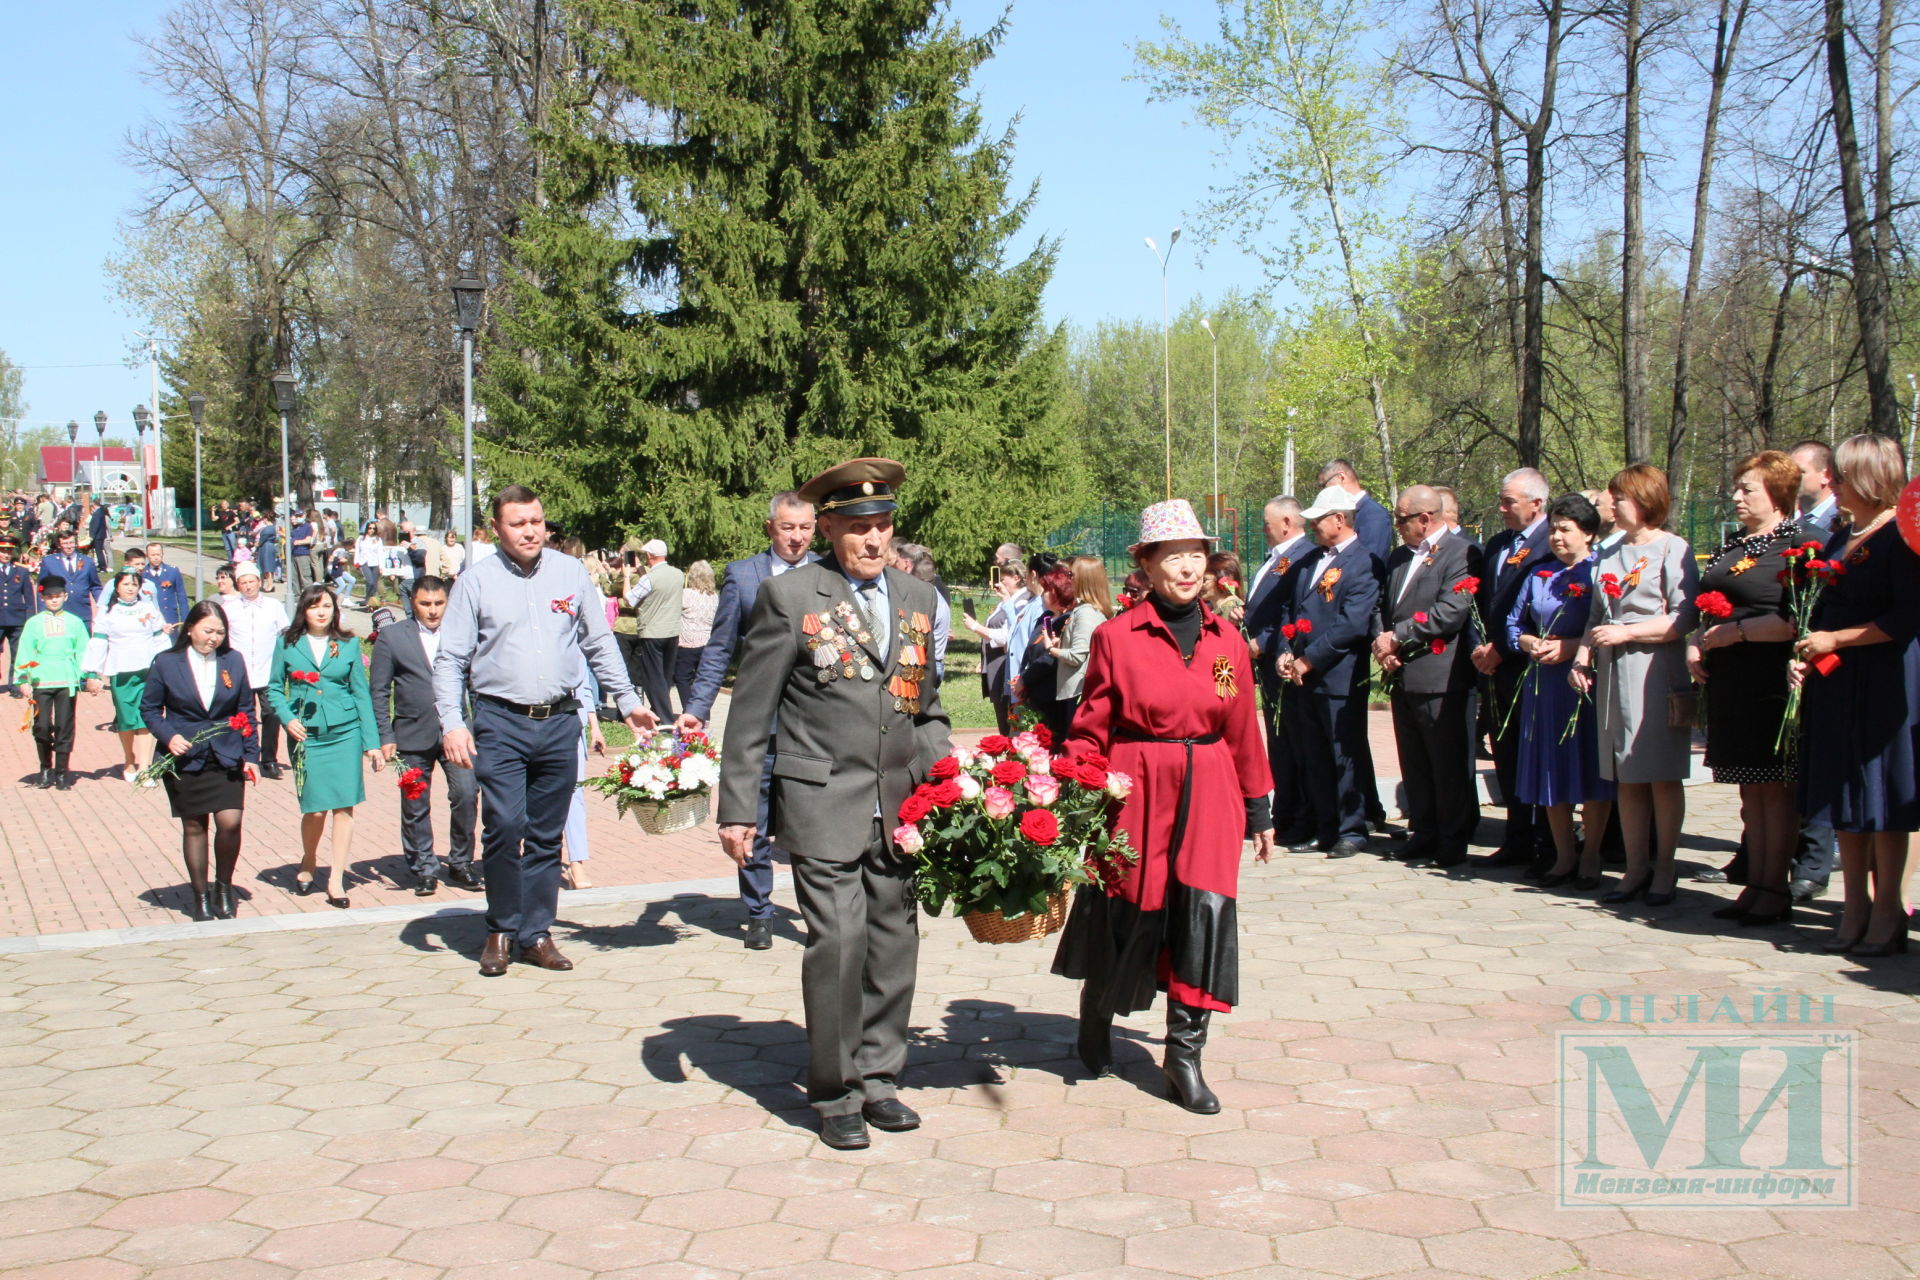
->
<box><xmin>0</xmin><ymin>0</ymin><xmax>1278</xmax><ymax>439</ymax></box>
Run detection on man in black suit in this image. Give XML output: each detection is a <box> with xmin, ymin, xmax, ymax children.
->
<box><xmin>1472</xmin><ymin>467</ymin><xmax>1553</xmax><ymax>869</ymax></box>
<box><xmin>1244</xmin><ymin>496</ymin><xmax>1312</xmax><ymax>841</ymax></box>
<box><xmin>1374</xmin><ymin>486</ymin><xmax>1479</xmax><ymax>866</ymax></box>
<box><xmin>87</xmin><ymin>500</ymin><xmax>111</xmax><ymax>573</ymax></box>
<box><xmin>45</xmin><ymin>530</ymin><xmax>102</xmax><ymax>631</ymax></box>
<box><xmin>370</xmin><ymin>575</ymin><xmax>479</xmax><ymax>895</ymax></box>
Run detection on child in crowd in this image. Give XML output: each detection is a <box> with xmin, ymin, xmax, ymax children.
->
<box><xmin>17</xmin><ymin>575</ymin><xmax>96</xmax><ymax>790</ymax></box>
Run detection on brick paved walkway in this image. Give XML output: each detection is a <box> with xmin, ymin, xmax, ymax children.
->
<box><xmin>1</xmin><ymin>813</ymin><xmax>1915</xmax><ymax>1278</ymax></box>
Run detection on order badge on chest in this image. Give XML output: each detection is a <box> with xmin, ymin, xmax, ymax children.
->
<box><xmin>888</xmin><ymin>609</ymin><xmax>931</xmax><ymax>714</ymax></box>
<box><xmin>803</xmin><ymin>602</ymin><xmax>876</xmax><ymax>686</ymax></box>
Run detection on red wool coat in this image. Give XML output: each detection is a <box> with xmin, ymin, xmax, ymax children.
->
<box><xmin>1066</xmin><ymin>601</ymin><xmax>1270</xmax><ymax>1010</ymax></box>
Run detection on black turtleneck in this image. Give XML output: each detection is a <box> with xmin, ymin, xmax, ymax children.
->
<box><xmin>1150</xmin><ymin>591</ymin><xmax>1203</xmax><ymax>664</ymax></box>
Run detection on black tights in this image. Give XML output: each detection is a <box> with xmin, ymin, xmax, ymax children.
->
<box><xmin>181</xmin><ymin>809</ymin><xmax>244</xmax><ymax>891</ymax></box>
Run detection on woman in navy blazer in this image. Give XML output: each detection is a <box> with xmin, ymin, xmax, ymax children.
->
<box><xmin>142</xmin><ymin>600</ymin><xmax>260</xmax><ymax>922</ymax></box>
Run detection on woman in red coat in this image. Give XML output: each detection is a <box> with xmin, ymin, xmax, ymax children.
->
<box><xmin>1053</xmin><ymin>499</ymin><xmax>1274</xmax><ymax>1113</ymax></box>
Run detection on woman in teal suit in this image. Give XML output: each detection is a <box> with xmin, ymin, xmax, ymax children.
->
<box><xmin>268</xmin><ymin>585</ymin><xmax>383</xmax><ymax>907</ymax></box>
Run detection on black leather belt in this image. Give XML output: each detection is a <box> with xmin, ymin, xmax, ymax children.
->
<box><xmin>1114</xmin><ymin>730</ymin><xmax>1223</xmax><ymax>868</ymax></box>
<box><xmin>478</xmin><ymin>693</ymin><xmax>579</xmax><ymax>720</ymax></box>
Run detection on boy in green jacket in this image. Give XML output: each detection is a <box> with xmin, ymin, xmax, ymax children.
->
<box><xmin>17</xmin><ymin>575</ymin><xmax>97</xmax><ymax>790</ymax></box>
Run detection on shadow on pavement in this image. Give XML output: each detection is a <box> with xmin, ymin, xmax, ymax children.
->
<box><xmin>641</xmin><ymin>1012</ymin><xmax>811</xmax><ymax>1122</ymax></box>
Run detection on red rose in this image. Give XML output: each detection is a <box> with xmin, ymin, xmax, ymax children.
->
<box><xmin>1032</xmin><ymin>724</ymin><xmax>1054</xmax><ymax>748</ymax></box>
<box><xmin>899</xmin><ymin>791</ymin><xmax>934</xmax><ymax>825</ymax></box>
<box><xmin>991</xmin><ymin>759</ymin><xmax>1028</xmax><ymax>786</ymax></box>
<box><xmin>1019</xmin><ymin>808</ymin><xmax>1059</xmax><ymax>845</ymax></box>
<box><xmin>1051</xmin><ymin>758</ymin><xmax>1084</xmax><ymax>786</ymax></box>
<box><xmin>927</xmin><ymin>779</ymin><xmax>964</xmax><ymax>809</ymax></box>
<box><xmin>1296</xmin><ymin>618</ymin><xmax>1313</xmax><ymax>635</ymax></box>
<box><xmin>1080</xmin><ymin>750</ymin><xmax>1109</xmax><ymax>772</ymax></box>
<box><xmin>977</xmin><ymin>734</ymin><xmax>1012</xmax><ymax>756</ymax></box>
<box><xmin>1429</xmin><ymin>638</ymin><xmax>1446</xmax><ymax>655</ymax></box>
<box><xmin>929</xmin><ymin>756</ymin><xmax>961</xmax><ymax>780</ymax></box>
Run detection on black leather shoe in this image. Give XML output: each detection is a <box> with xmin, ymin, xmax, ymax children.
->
<box><xmin>1789</xmin><ymin>878</ymin><xmax>1826</xmax><ymax>903</ymax></box>
<box><xmin>820</xmin><ymin>1115</ymin><xmax>871</xmax><ymax>1149</ymax></box>
<box><xmin>30</xmin><ymin>769</ymin><xmax>52</xmax><ymax>789</ymax></box>
<box><xmin>189</xmin><ymin>891</ymin><xmax>212</xmax><ymax>922</ymax></box>
<box><xmin>1327</xmin><ymin>840</ymin><xmax>1363</xmax><ymax>859</ymax></box>
<box><xmin>445</xmin><ymin>865</ymin><xmax>482</xmax><ymax>890</ymax></box>
<box><xmin>259</xmin><ymin>762</ymin><xmax>281</xmax><ymax>779</ymax></box>
<box><xmin>744</xmin><ymin>919</ymin><xmax>773</xmax><ymax>950</ymax></box>
<box><xmin>209</xmin><ymin>882</ymin><xmax>235</xmax><ymax>919</ymax></box>
<box><xmin>861</xmin><ymin>1098</ymin><xmax>921</xmax><ymax>1131</ymax></box>
<box><xmin>1400</xmin><ymin>838</ymin><xmax>1439</xmax><ymax>865</ymax></box>
<box><xmin>1481</xmin><ymin>845</ymin><xmax>1535</xmax><ymax>868</ymax></box>
<box><xmin>54</xmin><ymin>772</ymin><xmax>72</xmax><ymax>791</ymax></box>
<box><xmin>1288</xmin><ymin>837</ymin><xmax>1328</xmax><ymax>854</ymax></box>
<box><xmin>414</xmin><ymin>876</ymin><xmax>438</xmax><ymax>898</ymax></box>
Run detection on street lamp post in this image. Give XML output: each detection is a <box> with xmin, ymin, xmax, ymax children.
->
<box><xmin>188</xmin><ymin>393</ymin><xmax>206</xmax><ymax>596</ymax></box>
<box><xmin>1199</xmin><ymin>315</ymin><xmax>1219</xmax><ymax>536</ymax></box>
<box><xmin>452</xmin><ymin>267</ymin><xmax>485</xmax><ymax>539</ymax></box>
<box><xmin>92</xmin><ymin>412</ymin><xmax>108</xmax><ymax>507</ymax></box>
<box><xmin>133</xmin><ymin>405</ymin><xmax>153</xmax><ymax>534</ymax></box>
<box><xmin>65</xmin><ymin>421</ymin><xmax>78</xmax><ymax>504</ymax></box>
<box><xmin>270</xmin><ymin>372</ymin><xmax>297</xmax><ymax>591</ymax></box>
<box><xmin>1144</xmin><ymin>228</ymin><xmax>1181</xmax><ymax>501</ymax></box>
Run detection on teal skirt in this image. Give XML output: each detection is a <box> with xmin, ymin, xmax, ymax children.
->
<box><xmin>110</xmin><ymin>671</ymin><xmax>148</xmax><ymax>733</ymax></box>
<box><xmin>294</xmin><ymin>721</ymin><xmax>367</xmax><ymax>814</ymax></box>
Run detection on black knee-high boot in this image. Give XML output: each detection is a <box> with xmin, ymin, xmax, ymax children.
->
<box><xmin>1164</xmin><ymin>1000</ymin><xmax>1221</xmax><ymax>1114</ymax></box>
<box><xmin>1076</xmin><ymin>981</ymin><xmax>1114</xmax><ymax>1078</ymax></box>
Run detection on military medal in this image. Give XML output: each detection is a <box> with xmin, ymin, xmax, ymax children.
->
<box><xmin>860</xmin><ymin>664</ymin><xmax>874</xmax><ymax>680</ymax></box>
<box><xmin>1213</xmin><ymin>655</ymin><xmax>1237</xmax><ymax>699</ymax></box>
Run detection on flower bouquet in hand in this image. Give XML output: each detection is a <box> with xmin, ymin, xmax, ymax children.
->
<box><xmin>903</xmin><ymin>727</ymin><xmax>1137</xmax><ymax>943</ymax></box>
<box><xmin>134</xmin><ymin>712</ymin><xmax>254</xmax><ymax>788</ymax></box>
<box><xmin>1501</xmin><ymin>571</ymin><xmax>1581</xmax><ymax>739</ymax></box>
<box><xmin>581</xmin><ymin>728</ymin><xmax>720</xmax><ymax>834</ymax></box>
<box><xmin>1775</xmin><ymin>543</ymin><xmax>1846</xmax><ymax>752</ymax></box>
<box><xmin>397</xmin><ymin>767</ymin><xmax>430</xmax><ymax>802</ymax></box>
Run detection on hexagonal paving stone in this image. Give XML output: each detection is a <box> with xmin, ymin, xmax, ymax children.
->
<box><xmin>1266</xmin><ymin>1225</ymin><xmax>1428</xmax><ymax>1278</ymax></box>
<box><xmin>683</xmin><ymin>1222</ymin><xmax>829</xmax><ymax>1272</ymax></box>
<box><xmin>1123</xmin><ymin>1224</ymin><xmax>1273</xmax><ymax>1276</ymax></box>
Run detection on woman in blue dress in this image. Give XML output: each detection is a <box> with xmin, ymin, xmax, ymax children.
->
<box><xmin>1792</xmin><ymin>433</ymin><xmax>1920</xmax><ymax>957</ymax></box>
<box><xmin>1505</xmin><ymin>493</ymin><xmax>1615</xmax><ymax>888</ymax></box>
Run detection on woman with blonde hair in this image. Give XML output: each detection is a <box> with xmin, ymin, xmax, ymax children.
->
<box><xmin>1571</xmin><ymin>464</ymin><xmax>1698</xmax><ymax>907</ymax></box>
<box><xmin>1793</xmin><ymin>433</ymin><xmax>1920</xmax><ymax>956</ymax></box>
<box><xmin>676</xmin><ymin>559</ymin><xmax>719</xmax><ymax>714</ymax></box>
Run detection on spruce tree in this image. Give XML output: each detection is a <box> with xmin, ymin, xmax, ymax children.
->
<box><xmin>482</xmin><ymin>0</ymin><xmax>1078</xmax><ymax>566</ymax></box>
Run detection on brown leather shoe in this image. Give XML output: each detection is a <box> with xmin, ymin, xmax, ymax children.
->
<box><xmin>520</xmin><ymin>936</ymin><xmax>574</xmax><ymax>971</ymax></box>
<box><xmin>478</xmin><ymin>932</ymin><xmax>511</xmax><ymax>977</ymax></box>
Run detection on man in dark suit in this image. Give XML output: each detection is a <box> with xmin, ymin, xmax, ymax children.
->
<box><xmin>371</xmin><ymin>576</ymin><xmax>479</xmax><ymax>895</ymax></box>
<box><xmin>678</xmin><ymin>490</ymin><xmax>820</xmax><ymax>949</ymax></box>
<box><xmin>1280</xmin><ymin>486</ymin><xmax>1383</xmax><ymax>858</ymax></box>
<box><xmin>717</xmin><ymin>457</ymin><xmax>951</xmax><ymax>1151</ymax></box>
<box><xmin>1318</xmin><ymin>458</ymin><xmax>1394</xmax><ymax>565</ymax></box>
<box><xmin>1374</xmin><ymin>486</ymin><xmax>1480</xmax><ymax>866</ymax></box>
<box><xmin>1243</xmin><ymin>496</ymin><xmax>1312</xmax><ymax>842</ymax></box>
<box><xmin>139</xmin><ymin>542</ymin><xmax>190</xmax><ymax>631</ymax></box>
<box><xmin>1472</xmin><ymin>467</ymin><xmax>1553</xmax><ymax>869</ymax></box>
<box><xmin>87</xmin><ymin>500</ymin><xmax>111</xmax><ymax>573</ymax></box>
<box><xmin>0</xmin><ymin>539</ymin><xmax>36</xmax><ymax>696</ymax></box>
<box><xmin>46</xmin><ymin>530</ymin><xmax>102</xmax><ymax>630</ymax></box>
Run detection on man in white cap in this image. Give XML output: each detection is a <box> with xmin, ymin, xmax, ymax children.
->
<box><xmin>622</xmin><ymin>537</ymin><xmax>684</xmax><ymax>715</ymax></box>
<box><xmin>1277</xmin><ymin>485</ymin><xmax>1383</xmax><ymax>858</ymax></box>
<box><xmin>225</xmin><ymin>562</ymin><xmax>290</xmax><ymax>778</ymax></box>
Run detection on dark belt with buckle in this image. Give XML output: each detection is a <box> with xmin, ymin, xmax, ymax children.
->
<box><xmin>478</xmin><ymin>693</ymin><xmax>579</xmax><ymax>720</ymax></box>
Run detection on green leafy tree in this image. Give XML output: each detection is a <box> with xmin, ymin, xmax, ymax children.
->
<box><xmin>482</xmin><ymin>0</ymin><xmax>1076</xmax><ymax>568</ymax></box>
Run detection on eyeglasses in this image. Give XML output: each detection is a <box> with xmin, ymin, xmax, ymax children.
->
<box><xmin>1393</xmin><ymin>510</ymin><xmax>1435</xmax><ymax>524</ymax></box>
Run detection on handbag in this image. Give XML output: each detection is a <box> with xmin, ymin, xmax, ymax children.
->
<box><xmin>1667</xmin><ymin>688</ymin><xmax>1701</xmax><ymax>730</ymax></box>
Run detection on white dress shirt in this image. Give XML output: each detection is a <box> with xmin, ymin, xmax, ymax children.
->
<box><xmin>187</xmin><ymin>647</ymin><xmax>220</xmax><ymax>710</ymax></box>
<box><xmin>418</xmin><ymin>621</ymin><xmax>441</xmax><ymax>668</ymax></box>
<box><xmin>225</xmin><ymin>593</ymin><xmax>290</xmax><ymax>686</ymax></box>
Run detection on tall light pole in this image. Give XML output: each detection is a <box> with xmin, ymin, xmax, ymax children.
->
<box><xmin>188</xmin><ymin>393</ymin><xmax>206</xmax><ymax>596</ymax></box>
<box><xmin>1199</xmin><ymin>315</ymin><xmax>1219</xmax><ymax>536</ymax></box>
<box><xmin>270</xmin><ymin>371</ymin><xmax>297</xmax><ymax>593</ymax></box>
<box><xmin>452</xmin><ymin>266</ymin><xmax>485</xmax><ymax>538</ymax></box>
<box><xmin>92</xmin><ymin>412</ymin><xmax>108</xmax><ymax>505</ymax></box>
<box><xmin>132</xmin><ymin>405</ymin><xmax>152</xmax><ymax>531</ymax></box>
<box><xmin>1144</xmin><ymin>228</ymin><xmax>1181</xmax><ymax>501</ymax></box>
<box><xmin>145</xmin><ymin>336</ymin><xmax>167</xmax><ymax>532</ymax></box>
<box><xmin>65</xmin><ymin>420</ymin><xmax>78</xmax><ymax>502</ymax></box>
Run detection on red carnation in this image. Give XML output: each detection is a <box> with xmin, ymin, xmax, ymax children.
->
<box><xmin>1535</xmin><ymin>568</ymin><xmax>1552</xmax><ymax>579</ymax></box>
<box><xmin>928</xmin><ymin>756</ymin><xmax>961</xmax><ymax>780</ymax></box>
<box><xmin>1032</xmin><ymin>724</ymin><xmax>1054</xmax><ymax>748</ymax></box>
<box><xmin>991</xmin><ymin>759</ymin><xmax>1028</xmax><ymax>786</ymax></box>
<box><xmin>1413</xmin><ymin>611</ymin><xmax>1429</xmax><ymax>624</ymax></box>
<box><xmin>1429</xmin><ymin>638</ymin><xmax>1446</xmax><ymax>655</ymax></box>
<box><xmin>977</xmin><ymin>734</ymin><xmax>1012</xmax><ymax>756</ymax></box>
<box><xmin>1019</xmin><ymin>808</ymin><xmax>1060</xmax><ymax>846</ymax></box>
<box><xmin>1567</xmin><ymin>583</ymin><xmax>1588</xmax><ymax>598</ymax></box>
<box><xmin>1281</xmin><ymin>623</ymin><xmax>1297</xmax><ymax>640</ymax></box>
<box><xmin>1600</xmin><ymin>574</ymin><xmax>1624</xmax><ymax>600</ymax></box>
<box><xmin>926</xmin><ymin>779</ymin><xmax>964</xmax><ymax>809</ymax></box>
<box><xmin>1453</xmin><ymin>577</ymin><xmax>1480</xmax><ymax>595</ymax></box>
<box><xmin>1695</xmin><ymin>590</ymin><xmax>1733</xmax><ymax>620</ymax></box>
<box><xmin>227</xmin><ymin>712</ymin><xmax>254</xmax><ymax>737</ymax></box>
<box><xmin>1296</xmin><ymin>618</ymin><xmax>1313</xmax><ymax>635</ymax></box>
<box><xmin>899</xmin><ymin>791</ymin><xmax>934</xmax><ymax>825</ymax></box>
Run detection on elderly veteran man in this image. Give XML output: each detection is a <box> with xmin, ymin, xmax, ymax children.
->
<box><xmin>436</xmin><ymin>485</ymin><xmax>658</xmax><ymax>976</ymax></box>
<box><xmin>1471</xmin><ymin>467</ymin><xmax>1554</xmax><ymax>869</ymax></box>
<box><xmin>1373</xmin><ymin>485</ymin><xmax>1480</xmax><ymax>867</ymax></box>
<box><xmin>1278</xmin><ymin>485</ymin><xmax>1384</xmax><ymax>858</ymax></box>
<box><xmin>717</xmin><ymin>457</ymin><xmax>952</xmax><ymax>1151</ymax></box>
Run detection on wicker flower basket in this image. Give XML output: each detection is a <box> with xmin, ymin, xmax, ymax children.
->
<box><xmin>623</xmin><ymin>791</ymin><xmax>710</xmax><ymax>836</ymax></box>
<box><xmin>961</xmin><ymin>888</ymin><xmax>1069</xmax><ymax>944</ymax></box>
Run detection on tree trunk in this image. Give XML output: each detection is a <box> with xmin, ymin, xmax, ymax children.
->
<box><xmin>1824</xmin><ymin>0</ymin><xmax>1900</xmax><ymax>437</ymax></box>
<box><xmin>1620</xmin><ymin>0</ymin><xmax>1650</xmax><ymax>465</ymax></box>
<box><xmin>1516</xmin><ymin>0</ymin><xmax>1566</xmax><ymax>470</ymax></box>
<box><xmin>1668</xmin><ymin>0</ymin><xmax>1747</xmax><ymax>469</ymax></box>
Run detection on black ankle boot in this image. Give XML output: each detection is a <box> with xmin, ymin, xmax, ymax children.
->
<box><xmin>190</xmin><ymin>891</ymin><xmax>213</xmax><ymax>922</ymax></box>
<box><xmin>209</xmin><ymin>882</ymin><xmax>234</xmax><ymax>920</ymax></box>
<box><xmin>1164</xmin><ymin>1000</ymin><xmax>1221</xmax><ymax>1114</ymax></box>
<box><xmin>52</xmin><ymin>754</ymin><xmax>72</xmax><ymax>790</ymax></box>
<box><xmin>1076</xmin><ymin>983</ymin><xmax>1114</xmax><ymax>1078</ymax></box>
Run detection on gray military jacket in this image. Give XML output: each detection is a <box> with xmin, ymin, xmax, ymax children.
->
<box><xmin>718</xmin><ymin>558</ymin><xmax>952</xmax><ymax>862</ymax></box>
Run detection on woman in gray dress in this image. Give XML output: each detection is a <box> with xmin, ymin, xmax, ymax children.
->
<box><xmin>1571</xmin><ymin>465</ymin><xmax>1699</xmax><ymax>906</ymax></box>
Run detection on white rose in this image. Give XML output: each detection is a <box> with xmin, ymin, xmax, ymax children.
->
<box><xmin>1106</xmin><ymin>770</ymin><xmax>1135</xmax><ymax>800</ymax></box>
<box><xmin>954</xmin><ymin>774</ymin><xmax>982</xmax><ymax>800</ymax></box>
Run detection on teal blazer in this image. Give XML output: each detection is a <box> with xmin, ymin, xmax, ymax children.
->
<box><xmin>266</xmin><ymin>633</ymin><xmax>380</xmax><ymax>750</ymax></box>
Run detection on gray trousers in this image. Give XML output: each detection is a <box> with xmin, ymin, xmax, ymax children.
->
<box><xmin>397</xmin><ymin>744</ymin><xmax>478</xmax><ymax>880</ymax></box>
<box><xmin>791</xmin><ymin>822</ymin><xmax>918</xmax><ymax>1117</ymax></box>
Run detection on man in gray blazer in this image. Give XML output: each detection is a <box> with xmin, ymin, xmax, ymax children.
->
<box><xmin>717</xmin><ymin>458</ymin><xmax>951</xmax><ymax>1151</ymax></box>
<box><xmin>370</xmin><ymin>575</ymin><xmax>479</xmax><ymax>895</ymax></box>
<box><xmin>678</xmin><ymin>491</ymin><xmax>818</xmax><ymax>948</ymax></box>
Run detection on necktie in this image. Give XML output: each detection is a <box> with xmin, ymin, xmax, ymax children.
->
<box><xmin>856</xmin><ymin>579</ymin><xmax>887</xmax><ymax>655</ymax></box>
